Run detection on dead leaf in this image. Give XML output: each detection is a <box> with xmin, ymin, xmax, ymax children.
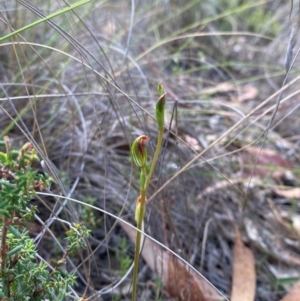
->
<box><xmin>236</xmin><ymin>85</ymin><xmax>258</xmax><ymax>102</ymax></box>
<box><xmin>196</xmin><ymin>178</ymin><xmax>243</xmax><ymax>201</ymax></box>
<box><xmin>184</xmin><ymin>134</ymin><xmax>202</xmax><ymax>151</ymax></box>
<box><xmin>167</xmin><ymin>254</ymin><xmax>206</xmax><ymax>301</ymax></box>
<box><xmin>120</xmin><ymin>221</ymin><xmax>222</xmax><ymax>301</ymax></box>
<box><xmin>274</xmin><ymin>188</ymin><xmax>300</xmax><ymax>199</ymax></box>
<box><xmin>245</xmin><ymin>218</ymin><xmax>300</xmax><ymax>266</ymax></box>
<box><xmin>241</xmin><ymin>146</ymin><xmax>291</xmax><ymax>178</ymax></box>
<box><xmin>201</xmin><ymin>83</ymin><xmax>236</xmax><ymax>95</ymax></box>
<box><xmin>231</xmin><ymin>227</ymin><xmax>256</xmax><ymax>301</ymax></box>
<box><xmin>279</xmin><ymin>281</ymin><xmax>300</xmax><ymax>301</ymax></box>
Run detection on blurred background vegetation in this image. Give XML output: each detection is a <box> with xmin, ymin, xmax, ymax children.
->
<box><xmin>0</xmin><ymin>0</ymin><xmax>300</xmax><ymax>300</ymax></box>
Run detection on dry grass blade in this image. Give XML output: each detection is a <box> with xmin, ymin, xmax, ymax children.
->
<box><xmin>273</xmin><ymin>188</ymin><xmax>300</xmax><ymax>199</ymax></box>
<box><xmin>120</xmin><ymin>221</ymin><xmax>223</xmax><ymax>301</ymax></box>
<box><xmin>279</xmin><ymin>281</ymin><xmax>300</xmax><ymax>301</ymax></box>
<box><xmin>231</xmin><ymin>226</ymin><xmax>256</xmax><ymax>301</ymax></box>
<box><xmin>284</xmin><ymin>25</ymin><xmax>299</xmax><ymax>72</ymax></box>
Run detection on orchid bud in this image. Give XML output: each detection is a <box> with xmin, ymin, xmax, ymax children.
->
<box><xmin>157</xmin><ymin>82</ymin><xmax>165</xmax><ymax>96</ymax></box>
<box><xmin>156</xmin><ymin>83</ymin><xmax>166</xmax><ymax>130</ymax></box>
<box><xmin>131</xmin><ymin>135</ymin><xmax>149</xmax><ymax>168</ymax></box>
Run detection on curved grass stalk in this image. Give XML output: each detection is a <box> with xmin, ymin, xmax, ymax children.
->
<box><xmin>0</xmin><ymin>0</ymin><xmax>95</xmax><ymax>42</ymax></box>
<box><xmin>38</xmin><ymin>191</ymin><xmax>230</xmax><ymax>301</ymax></box>
<box><xmin>145</xmin><ymin>127</ymin><xmax>164</xmax><ymax>191</ymax></box>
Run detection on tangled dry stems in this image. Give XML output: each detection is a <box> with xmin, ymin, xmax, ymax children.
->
<box><xmin>0</xmin><ymin>1</ymin><xmax>299</xmax><ymax>300</ymax></box>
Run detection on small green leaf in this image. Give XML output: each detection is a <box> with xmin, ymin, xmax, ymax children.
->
<box><xmin>0</xmin><ymin>199</ymin><xmax>9</xmax><ymax>209</ymax></box>
<box><xmin>0</xmin><ymin>208</ymin><xmax>10</xmax><ymax>218</ymax></box>
<box><xmin>157</xmin><ymin>82</ymin><xmax>165</xmax><ymax>96</ymax></box>
<box><xmin>155</xmin><ymin>83</ymin><xmax>166</xmax><ymax>130</ymax></box>
<box><xmin>0</xmin><ymin>151</ymin><xmax>7</xmax><ymax>163</ymax></box>
<box><xmin>8</xmin><ymin>225</ymin><xmax>22</xmax><ymax>238</ymax></box>
<box><xmin>8</xmin><ymin>245</ymin><xmax>23</xmax><ymax>256</ymax></box>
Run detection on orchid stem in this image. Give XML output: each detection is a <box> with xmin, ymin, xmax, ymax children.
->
<box><xmin>131</xmin><ymin>84</ymin><xmax>166</xmax><ymax>301</ymax></box>
<box><xmin>145</xmin><ymin>128</ymin><xmax>163</xmax><ymax>191</ymax></box>
<box><xmin>131</xmin><ymin>195</ymin><xmax>145</xmax><ymax>300</ymax></box>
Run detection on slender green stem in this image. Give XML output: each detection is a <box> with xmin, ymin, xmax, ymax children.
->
<box><xmin>131</xmin><ymin>193</ymin><xmax>145</xmax><ymax>301</ymax></box>
<box><xmin>132</xmin><ymin>167</ymin><xmax>146</xmax><ymax>301</ymax></box>
<box><xmin>131</xmin><ymin>85</ymin><xmax>165</xmax><ymax>301</ymax></box>
<box><xmin>145</xmin><ymin>128</ymin><xmax>163</xmax><ymax>191</ymax></box>
<box><xmin>132</xmin><ymin>128</ymin><xmax>163</xmax><ymax>301</ymax></box>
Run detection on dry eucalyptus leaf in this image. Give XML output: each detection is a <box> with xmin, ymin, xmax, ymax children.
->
<box><xmin>120</xmin><ymin>221</ymin><xmax>222</xmax><ymax>301</ymax></box>
<box><xmin>236</xmin><ymin>85</ymin><xmax>258</xmax><ymax>102</ymax></box>
<box><xmin>274</xmin><ymin>188</ymin><xmax>300</xmax><ymax>199</ymax></box>
<box><xmin>231</xmin><ymin>227</ymin><xmax>256</xmax><ymax>301</ymax></box>
<box><xmin>241</xmin><ymin>146</ymin><xmax>291</xmax><ymax>177</ymax></box>
<box><xmin>184</xmin><ymin>134</ymin><xmax>202</xmax><ymax>151</ymax></box>
<box><xmin>201</xmin><ymin>82</ymin><xmax>236</xmax><ymax>95</ymax></box>
<box><xmin>196</xmin><ymin>178</ymin><xmax>243</xmax><ymax>201</ymax></box>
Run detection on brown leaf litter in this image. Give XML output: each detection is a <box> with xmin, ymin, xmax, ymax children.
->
<box><xmin>120</xmin><ymin>220</ymin><xmax>223</xmax><ymax>301</ymax></box>
<box><xmin>231</xmin><ymin>226</ymin><xmax>256</xmax><ymax>301</ymax></box>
